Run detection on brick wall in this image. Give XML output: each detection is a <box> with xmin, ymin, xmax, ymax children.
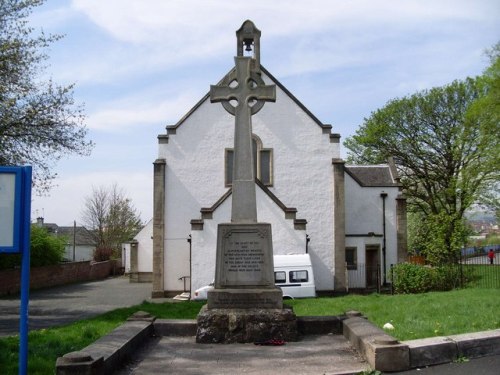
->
<box><xmin>0</xmin><ymin>260</ymin><xmax>120</xmax><ymax>296</ymax></box>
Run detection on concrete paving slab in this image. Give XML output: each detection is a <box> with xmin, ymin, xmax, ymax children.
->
<box><xmin>117</xmin><ymin>335</ymin><xmax>369</xmax><ymax>375</ymax></box>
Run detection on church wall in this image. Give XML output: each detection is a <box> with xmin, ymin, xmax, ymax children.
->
<box><xmin>152</xmin><ymin>71</ymin><xmax>341</xmax><ymax>293</ymax></box>
<box><xmin>191</xmin><ymin>188</ymin><xmax>307</xmax><ymax>292</ymax></box>
<box><xmin>251</xmin><ymin>74</ymin><xmax>339</xmax><ymax>291</ymax></box>
<box><xmin>344</xmin><ymin>173</ymin><xmax>399</xmax><ymax>284</ymax></box>
<box><xmin>158</xmin><ymin>99</ymin><xmax>232</xmax><ymax>292</ymax></box>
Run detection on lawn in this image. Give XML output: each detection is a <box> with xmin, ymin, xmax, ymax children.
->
<box><xmin>288</xmin><ymin>288</ymin><xmax>500</xmax><ymax>341</ymax></box>
<box><xmin>0</xmin><ymin>289</ymin><xmax>498</xmax><ymax>374</ymax></box>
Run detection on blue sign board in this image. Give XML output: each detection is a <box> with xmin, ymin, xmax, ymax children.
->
<box><xmin>0</xmin><ymin>166</ymin><xmax>32</xmax><ymax>375</ymax></box>
<box><xmin>0</xmin><ymin>167</ymin><xmax>23</xmax><ymax>253</ymax></box>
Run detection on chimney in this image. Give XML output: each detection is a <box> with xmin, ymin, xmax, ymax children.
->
<box><xmin>36</xmin><ymin>217</ymin><xmax>44</xmax><ymax>226</ymax></box>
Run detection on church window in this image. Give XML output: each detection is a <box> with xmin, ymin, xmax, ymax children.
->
<box><xmin>225</xmin><ymin>135</ymin><xmax>273</xmax><ymax>186</ymax></box>
<box><xmin>346</xmin><ymin>247</ymin><xmax>357</xmax><ymax>270</ymax></box>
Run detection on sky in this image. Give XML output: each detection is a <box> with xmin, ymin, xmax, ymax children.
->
<box><xmin>28</xmin><ymin>0</ymin><xmax>500</xmax><ymax>227</ymax></box>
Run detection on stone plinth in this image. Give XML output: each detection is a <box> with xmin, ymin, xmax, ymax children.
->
<box><xmin>208</xmin><ymin>288</ymin><xmax>283</xmax><ymax>309</ymax></box>
<box><xmin>196</xmin><ymin>305</ymin><xmax>297</xmax><ymax>343</ymax></box>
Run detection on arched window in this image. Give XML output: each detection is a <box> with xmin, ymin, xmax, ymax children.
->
<box><xmin>225</xmin><ymin>134</ymin><xmax>273</xmax><ymax>187</ymax></box>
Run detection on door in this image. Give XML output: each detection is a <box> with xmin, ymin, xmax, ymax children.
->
<box><xmin>365</xmin><ymin>245</ymin><xmax>380</xmax><ymax>288</ymax></box>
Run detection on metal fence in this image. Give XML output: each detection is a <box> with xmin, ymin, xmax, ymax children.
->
<box><xmin>459</xmin><ymin>251</ymin><xmax>500</xmax><ymax>289</ymax></box>
<box><xmin>346</xmin><ymin>263</ymin><xmax>382</xmax><ymax>292</ymax></box>
<box><xmin>390</xmin><ymin>251</ymin><xmax>500</xmax><ymax>292</ymax></box>
<box><xmin>346</xmin><ymin>250</ymin><xmax>499</xmax><ymax>293</ymax></box>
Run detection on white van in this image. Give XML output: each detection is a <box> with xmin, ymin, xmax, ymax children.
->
<box><xmin>192</xmin><ymin>254</ymin><xmax>316</xmax><ymax>300</ymax></box>
<box><xmin>274</xmin><ymin>254</ymin><xmax>316</xmax><ymax>299</ymax></box>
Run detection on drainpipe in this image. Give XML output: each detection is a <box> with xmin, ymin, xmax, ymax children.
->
<box><xmin>187</xmin><ymin>235</ymin><xmax>192</xmax><ymax>294</ymax></box>
<box><xmin>305</xmin><ymin>234</ymin><xmax>310</xmax><ymax>254</ymax></box>
<box><xmin>380</xmin><ymin>192</ymin><xmax>387</xmax><ymax>285</ymax></box>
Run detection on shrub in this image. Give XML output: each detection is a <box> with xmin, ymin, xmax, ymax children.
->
<box><xmin>433</xmin><ymin>265</ymin><xmax>464</xmax><ymax>291</ymax></box>
<box><xmin>0</xmin><ymin>225</ymin><xmax>65</xmax><ymax>270</ymax></box>
<box><xmin>392</xmin><ymin>263</ymin><xmax>471</xmax><ymax>293</ymax></box>
<box><xmin>391</xmin><ymin>263</ymin><xmax>436</xmax><ymax>293</ymax></box>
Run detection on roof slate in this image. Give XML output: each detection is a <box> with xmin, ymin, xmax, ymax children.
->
<box><xmin>345</xmin><ymin>166</ymin><xmax>398</xmax><ymax>187</ymax></box>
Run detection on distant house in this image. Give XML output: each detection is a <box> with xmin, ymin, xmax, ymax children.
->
<box><xmin>35</xmin><ymin>217</ymin><xmax>96</xmax><ymax>261</ymax></box>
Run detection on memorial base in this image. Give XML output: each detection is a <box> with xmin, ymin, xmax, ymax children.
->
<box><xmin>196</xmin><ymin>305</ymin><xmax>298</xmax><ymax>343</ymax></box>
<box><xmin>207</xmin><ymin>287</ymin><xmax>283</xmax><ymax>309</ymax></box>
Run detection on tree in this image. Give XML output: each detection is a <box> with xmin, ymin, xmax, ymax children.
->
<box><xmin>81</xmin><ymin>184</ymin><xmax>142</xmax><ymax>256</ymax></box>
<box><xmin>345</xmin><ymin>65</ymin><xmax>499</xmax><ymax>263</ymax></box>
<box><xmin>0</xmin><ymin>0</ymin><xmax>93</xmax><ymax>192</ymax></box>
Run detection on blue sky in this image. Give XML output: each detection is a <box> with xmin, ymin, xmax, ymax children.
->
<box><xmin>29</xmin><ymin>0</ymin><xmax>500</xmax><ymax>226</ymax></box>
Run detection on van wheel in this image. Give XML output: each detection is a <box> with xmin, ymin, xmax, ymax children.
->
<box><xmin>283</xmin><ymin>296</ymin><xmax>294</xmax><ymax>300</ymax></box>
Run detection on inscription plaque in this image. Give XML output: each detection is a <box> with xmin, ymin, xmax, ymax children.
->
<box><xmin>214</xmin><ymin>223</ymin><xmax>274</xmax><ymax>288</ymax></box>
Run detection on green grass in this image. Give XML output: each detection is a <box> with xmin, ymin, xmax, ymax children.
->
<box><xmin>286</xmin><ymin>288</ymin><xmax>500</xmax><ymax>341</ymax></box>
<box><xmin>0</xmin><ymin>301</ymin><xmax>205</xmax><ymax>375</ymax></box>
<box><xmin>0</xmin><ymin>289</ymin><xmax>498</xmax><ymax>374</ymax></box>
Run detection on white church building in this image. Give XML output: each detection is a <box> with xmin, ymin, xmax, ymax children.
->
<box><xmin>129</xmin><ymin>21</ymin><xmax>407</xmax><ymax>297</ymax></box>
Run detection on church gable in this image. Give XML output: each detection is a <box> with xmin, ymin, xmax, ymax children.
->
<box><xmin>159</xmin><ymin>66</ymin><xmax>340</xmax><ymax>147</ymax></box>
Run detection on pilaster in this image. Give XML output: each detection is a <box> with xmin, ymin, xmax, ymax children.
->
<box><xmin>396</xmin><ymin>194</ymin><xmax>408</xmax><ymax>263</ymax></box>
<box><xmin>152</xmin><ymin>159</ymin><xmax>166</xmax><ymax>298</ymax></box>
<box><xmin>129</xmin><ymin>240</ymin><xmax>139</xmax><ymax>283</ymax></box>
<box><xmin>332</xmin><ymin>158</ymin><xmax>346</xmax><ymax>292</ymax></box>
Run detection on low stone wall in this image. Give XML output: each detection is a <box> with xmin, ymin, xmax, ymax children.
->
<box><xmin>0</xmin><ymin>260</ymin><xmax>120</xmax><ymax>296</ymax></box>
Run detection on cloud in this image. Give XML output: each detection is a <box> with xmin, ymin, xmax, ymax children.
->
<box><xmin>59</xmin><ymin>0</ymin><xmax>498</xmax><ymax>85</ymax></box>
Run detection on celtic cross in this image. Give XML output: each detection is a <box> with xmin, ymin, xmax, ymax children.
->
<box><xmin>210</xmin><ymin>56</ymin><xmax>276</xmax><ymax>223</ymax></box>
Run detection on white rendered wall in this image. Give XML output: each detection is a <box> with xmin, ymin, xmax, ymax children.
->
<box><xmin>344</xmin><ymin>172</ymin><xmax>399</xmax><ymax>285</ymax></box>
<box><xmin>190</xmin><ymin>187</ymin><xmax>307</xmax><ymax>292</ymax></box>
<box><xmin>156</xmin><ymin>71</ymin><xmax>340</xmax><ymax>292</ymax></box>
<box><xmin>135</xmin><ymin>219</ymin><xmax>153</xmax><ymax>273</ymax></box>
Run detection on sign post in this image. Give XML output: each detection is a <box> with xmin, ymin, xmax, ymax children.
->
<box><xmin>0</xmin><ymin>166</ymin><xmax>32</xmax><ymax>375</ymax></box>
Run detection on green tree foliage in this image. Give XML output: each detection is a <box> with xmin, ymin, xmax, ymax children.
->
<box><xmin>0</xmin><ymin>225</ymin><xmax>65</xmax><ymax>269</ymax></box>
<box><xmin>0</xmin><ymin>0</ymin><xmax>92</xmax><ymax>192</ymax></box>
<box><xmin>408</xmin><ymin>211</ymin><xmax>470</xmax><ymax>264</ymax></box>
<box><xmin>345</xmin><ymin>52</ymin><xmax>500</xmax><ymax>263</ymax></box>
<box><xmin>81</xmin><ymin>184</ymin><xmax>142</xmax><ymax>257</ymax></box>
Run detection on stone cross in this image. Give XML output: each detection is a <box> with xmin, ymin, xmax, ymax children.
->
<box><xmin>210</xmin><ymin>56</ymin><xmax>275</xmax><ymax>223</ymax></box>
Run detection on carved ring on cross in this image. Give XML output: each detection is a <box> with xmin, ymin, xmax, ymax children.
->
<box><xmin>218</xmin><ymin>69</ymin><xmax>268</xmax><ymax>116</ymax></box>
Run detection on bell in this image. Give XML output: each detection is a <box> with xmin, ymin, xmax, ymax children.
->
<box><xmin>244</xmin><ymin>39</ymin><xmax>253</xmax><ymax>52</ymax></box>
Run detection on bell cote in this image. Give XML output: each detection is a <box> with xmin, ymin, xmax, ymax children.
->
<box><xmin>236</xmin><ymin>20</ymin><xmax>261</xmax><ymax>73</ymax></box>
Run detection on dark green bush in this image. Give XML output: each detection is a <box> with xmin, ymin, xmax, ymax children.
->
<box><xmin>391</xmin><ymin>263</ymin><xmax>469</xmax><ymax>293</ymax></box>
<box><xmin>391</xmin><ymin>263</ymin><xmax>435</xmax><ymax>293</ymax></box>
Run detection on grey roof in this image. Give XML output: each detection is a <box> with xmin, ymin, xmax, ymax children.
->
<box><xmin>345</xmin><ymin>165</ymin><xmax>399</xmax><ymax>187</ymax></box>
<box><xmin>39</xmin><ymin>222</ymin><xmax>96</xmax><ymax>246</ymax></box>
<box><xmin>56</xmin><ymin>226</ymin><xmax>96</xmax><ymax>246</ymax></box>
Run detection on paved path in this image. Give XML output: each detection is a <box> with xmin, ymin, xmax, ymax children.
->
<box><xmin>116</xmin><ymin>335</ymin><xmax>370</xmax><ymax>375</ymax></box>
<box><xmin>0</xmin><ymin>276</ymin><xmax>152</xmax><ymax>337</ymax></box>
